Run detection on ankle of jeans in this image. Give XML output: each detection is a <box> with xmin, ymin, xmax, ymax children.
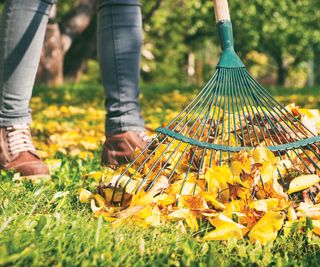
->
<box><xmin>0</xmin><ymin>116</ymin><xmax>31</xmax><ymax>127</ymax></box>
<box><xmin>106</xmin><ymin>126</ymin><xmax>146</xmax><ymax>135</ymax></box>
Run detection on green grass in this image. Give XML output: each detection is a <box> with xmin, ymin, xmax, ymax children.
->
<box><xmin>0</xmin><ymin>83</ymin><xmax>320</xmax><ymax>267</ymax></box>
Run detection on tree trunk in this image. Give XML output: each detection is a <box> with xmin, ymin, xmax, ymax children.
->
<box><xmin>60</xmin><ymin>0</ymin><xmax>97</xmax><ymax>54</ymax></box>
<box><xmin>36</xmin><ymin>0</ymin><xmax>97</xmax><ymax>85</ymax></box>
<box><xmin>275</xmin><ymin>56</ymin><xmax>287</xmax><ymax>86</ymax></box>
<box><xmin>277</xmin><ymin>66</ymin><xmax>287</xmax><ymax>86</ymax></box>
<box><xmin>63</xmin><ymin>14</ymin><xmax>97</xmax><ymax>82</ymax></box>
<box><xmin>36</xmin><ymin>23</ymin><xmax>64</xmax><ymax>86</ymax></box>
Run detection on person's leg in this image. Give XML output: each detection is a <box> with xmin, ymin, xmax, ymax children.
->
<box><xmin>0</xmin><ymin>0</ymin><xmax>54</xmax><ymax>178</ymax></box>
<box><xmin>0</xmin><ymin>0</ymin><xmax>53</xmax><ymax>126</ymax></box>
<box><xmin>98</xmin><ymin>0</ymin><xmax>149</xmax><ymax>166</ymax></box>
<box><xmin>97</xmin><ymin>0</ymin><xmax>145</xmax><ymax>135</ymax></box>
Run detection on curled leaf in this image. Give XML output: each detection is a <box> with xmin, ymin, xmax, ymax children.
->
<box><xmin>287</xmin><ymin>175</ymin><xmax>320</xmax><ymax>194</ymax></box>
<box><xmin>78</xmin><ymin>188</ymin><xmax>93</xmax><ymax>203</ymax></box>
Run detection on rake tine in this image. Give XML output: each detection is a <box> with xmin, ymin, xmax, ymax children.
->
<box><xmin>245</xmin><ymin>72</ymin><xmax>319</xmax><ymax>173</ymax></box>
<box><xmin>134</xmin><ymin>77</ymin><xmax>218</xmax><ymax>195</ymax></box>
<box><xmin>244</xmin><ymin>74</ymin><xmax>315</xmax><ymax>170</ymax></box>
<box><xmin>114</xmin><ymin>76</ymin><xmax>218</xmax><ymax>203</ymax></box>
<box><xmin>238</xmin><ymin>69</ymin><xmax>292</xmax><ymax>187</ymax></box>
<box><xmin>246</xmin><ymin>70</ymin><xmax>317</xmax><ymax>138</ymax></box>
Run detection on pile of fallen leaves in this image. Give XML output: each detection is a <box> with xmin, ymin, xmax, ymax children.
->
<box><xmin>78</xmin><ymin>104</ymin><xmax>320</xmax><ymax>244</ymax></box>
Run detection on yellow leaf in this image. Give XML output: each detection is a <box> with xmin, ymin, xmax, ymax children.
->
<box><xmin>271</xmin><ymin>177</ymin><xmax>286</xmax><ymax>197</ymax></box>
<box><xmin>145</xmin><ymin>215</ymin><xmax>161</xmax><ymax>226</ymax></box>
<box><xmin>209</xmin><ymin>213</ymin><xmax>249</xmax><ymax>236</ymax></box>
<box><xmin>287</xmin><ymin>206</ymin><xmax>297</xmax><ymax>221</ymax></box>
<box><xmin>168</xmin><ymin>208</ymin><xmax>198</xmax><ymax>230</ymax></box>
<box><xmin>230</xmin><ymin>161</ymin><xmax>242</xmax><ymax>177</ymax></box>
<box><xmin>117</xmin><ymin>206</ymin><xmax>145</xmax><ymax>219</ymax></box>
<box><xmin>298</xmin><ymin>108</ymin><xmax>319</xmax><ymax>118</ymax></box>
<box><xmin>168</xmin><ymin>208</ymin><xmax>190</xmax><ymax>219</ymax></box>
<box><xmin>78</xmin><ymin>188</ymin><xmax>93</xmax><ymax>203</ymax></box>
<box><xmin>178</xmin><ymin>195</ymin><xmax>209</xmax><ymax>210</ymax></box>
<box><xmin>154</xmin><ymin>193</ymin><xmax>176</xmax><ymax>206</ymax></box>
<box><xmin>148</xmin><ymin>175</ymin><xmax>169</xmax><ymax>194</ymax></box>
<box><xmin>186</xmin><ymin>213</ymin><xmax>198</xmax><ymax>231</ymax></box>
<box><xmin>249</xmin><ymin>198</ymin><xmax>279</xmax><ymax>212</ymax></box>
<box><xmin>259</xmin><ymin>162</ymin><xmax>277</xmax><ymax>184</ymax></box>
<box><xmin>205</xmin><ymin>165</ymin><xmax>233</xmax><ymax>198</ymax></box>
<box><xmin>166</xmin><ymin>180</ymin><xmax>201</xmax><ymax>196</ymax></box>
<box><xmin>296</xmin><ymin>202</ymin><xmax>320</xmax><ymax>219</ymax></box>
<box><xmin>252</xmin><ymin>147</ymin><xmax>276</xmax><ymax>164</ymax></box>
<box><xmin>109</xmin><ymin>175</ymin><xmax>143</xmax><ymax>194</ymax></box>
<box><xmin>136</xmin><ymin>205</ymin><xmax>153</xmax><ymax>219</ymax></box>
<box><xmin>94</xmin><ymin>194</ymin><xmax>107</xmax><ymax>208</ymax></box>
<box><xmin>130</xmin><ymin>191</ymin><xmax>155</xmax><ymax>207</ymax></box>
<box><xmin>204</xmin><ymin>169</ymin><xmax>220</xmax><ymax>194</ymax></box>
<box><xmin>312</xmin><ymin>220</ymin><xmax>320</xmax><ymax>236</ymax></box>
<box><xmin>103</xmin><ymin>188</ymin><xmax>131</xmax><ymax>204</ymax></box>
<box><xmin>241</xmin><ymin>157</ymin><xmax>252</xmax><ymax>174</ymax></box>
<box><xmin>85</xmin><ymin>171</ymin><xmax>105</xmax><ymax>181</ymax></box>
<box><xmin>203</xmin><ymin>222</ymin><xmax>243</xmax><ymax>241</ymax></box>
<box><xmin>200</xmin><ymin>192</ymin><xmax>226</xmax><ymax>210</ymax></box>
<box><xmin>248</xmin><ymin>211</ymin><xmax>284</xmax><ymax>244</ymax></box>
<box><xmin>111</xmin><ymin>206</ymin><xmax>146</xmax><ymax>227</ymax></box>
<box><xmin>287</xmin><ymin>175</ymin><xmax>320</xmax><ymax>194</ymax></box>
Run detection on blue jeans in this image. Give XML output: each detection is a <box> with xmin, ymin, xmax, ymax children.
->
<box><xmin>0</xmin><ymin>0</ymin><xmax>145</xmax><ymax>134</ymax></box>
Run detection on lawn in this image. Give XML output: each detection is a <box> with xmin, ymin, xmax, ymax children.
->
<box><xmin>0</xmin><ymin>83</ymin><xmax>320</xmax><ymax>267</ymax></box>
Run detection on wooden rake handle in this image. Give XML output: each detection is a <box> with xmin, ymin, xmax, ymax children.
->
<box><xmin>213</xmin><ymin>0</ymin><xmax>231</xmax><ymax>22</ymax></box>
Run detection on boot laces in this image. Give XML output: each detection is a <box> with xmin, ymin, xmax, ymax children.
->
<box><xmin>6</xmin><ymin>124</ymin><xmax>36</xmax><ymax>156</ymax></box>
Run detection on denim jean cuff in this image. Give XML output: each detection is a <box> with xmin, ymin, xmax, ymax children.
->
<box><xmin>106</xmin><ymin>113</ymin><xmax>145</xmax><ymax>134</ymax></box>
<box><xmin>0</xmin><ymin>115</ymin><xmax>32</xmax><ymax>127</ymax></box>
<box><xmin>106</xmin><ymin>125</ymin><xmax>146</xmax><ymax>135</ymax></box>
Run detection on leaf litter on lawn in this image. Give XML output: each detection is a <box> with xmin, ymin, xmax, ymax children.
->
<box><xmin>31</xmin><ymin>93</ymin><xmax>311</xmax><ymax>246</ymax></box>
<box><xmin>77</xmin><ymin>103</ymin><xmax>320</xmax><ymax>245</ymax></box>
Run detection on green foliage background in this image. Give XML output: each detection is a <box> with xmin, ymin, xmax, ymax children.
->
<box><xmin>0</xmin><ymin>0</ymin><xmax>319</xmax><ymax>86</ymax></box>
<box><xmin>139</xmin><ymin>0</ymin><xmax>320</xmax><ymax>85</ymax></box>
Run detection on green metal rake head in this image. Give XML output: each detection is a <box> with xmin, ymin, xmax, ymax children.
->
<box><xmin>107</xmin><ymin>0</ymin><xmax>320</xmax><ymax>205</ymax></box>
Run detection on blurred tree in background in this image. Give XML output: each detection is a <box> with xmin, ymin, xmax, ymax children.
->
<box><xmin>231</xmin><ymin>0</ymin><xmax>320</xmax><ymax>86</ymax></box>
<box><xmin>0</xmin><ymin>0</ymin><xmax>319</xmax><ymax>87</ymax></box>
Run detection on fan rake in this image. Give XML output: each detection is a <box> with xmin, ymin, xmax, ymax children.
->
<box><xmin>106</xmin><ymin>0</ymin><xmax>320</xmax><ymax>206</ymax></box>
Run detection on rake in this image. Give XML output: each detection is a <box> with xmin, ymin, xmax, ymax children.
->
<box><xmin>106</xmin><ymin>0</ymin><xmax>320</xmax><ymax>205</ymax></box>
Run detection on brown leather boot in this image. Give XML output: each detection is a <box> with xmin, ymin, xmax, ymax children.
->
<box><xmin>0</xmin><ymin>124</ymin><xmax>50</xmax><ymax>180</ymax></box>
<box><xmin>101</xmin><ymin>131</ymin><xmax>150</xmax><ymax>167</ymax></box>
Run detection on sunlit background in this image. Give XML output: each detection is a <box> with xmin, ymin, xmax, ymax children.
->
<box><xmin>1</xmin><ymin>0</ymin><xmax>319</xmax><ymax>88</ymax></box>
